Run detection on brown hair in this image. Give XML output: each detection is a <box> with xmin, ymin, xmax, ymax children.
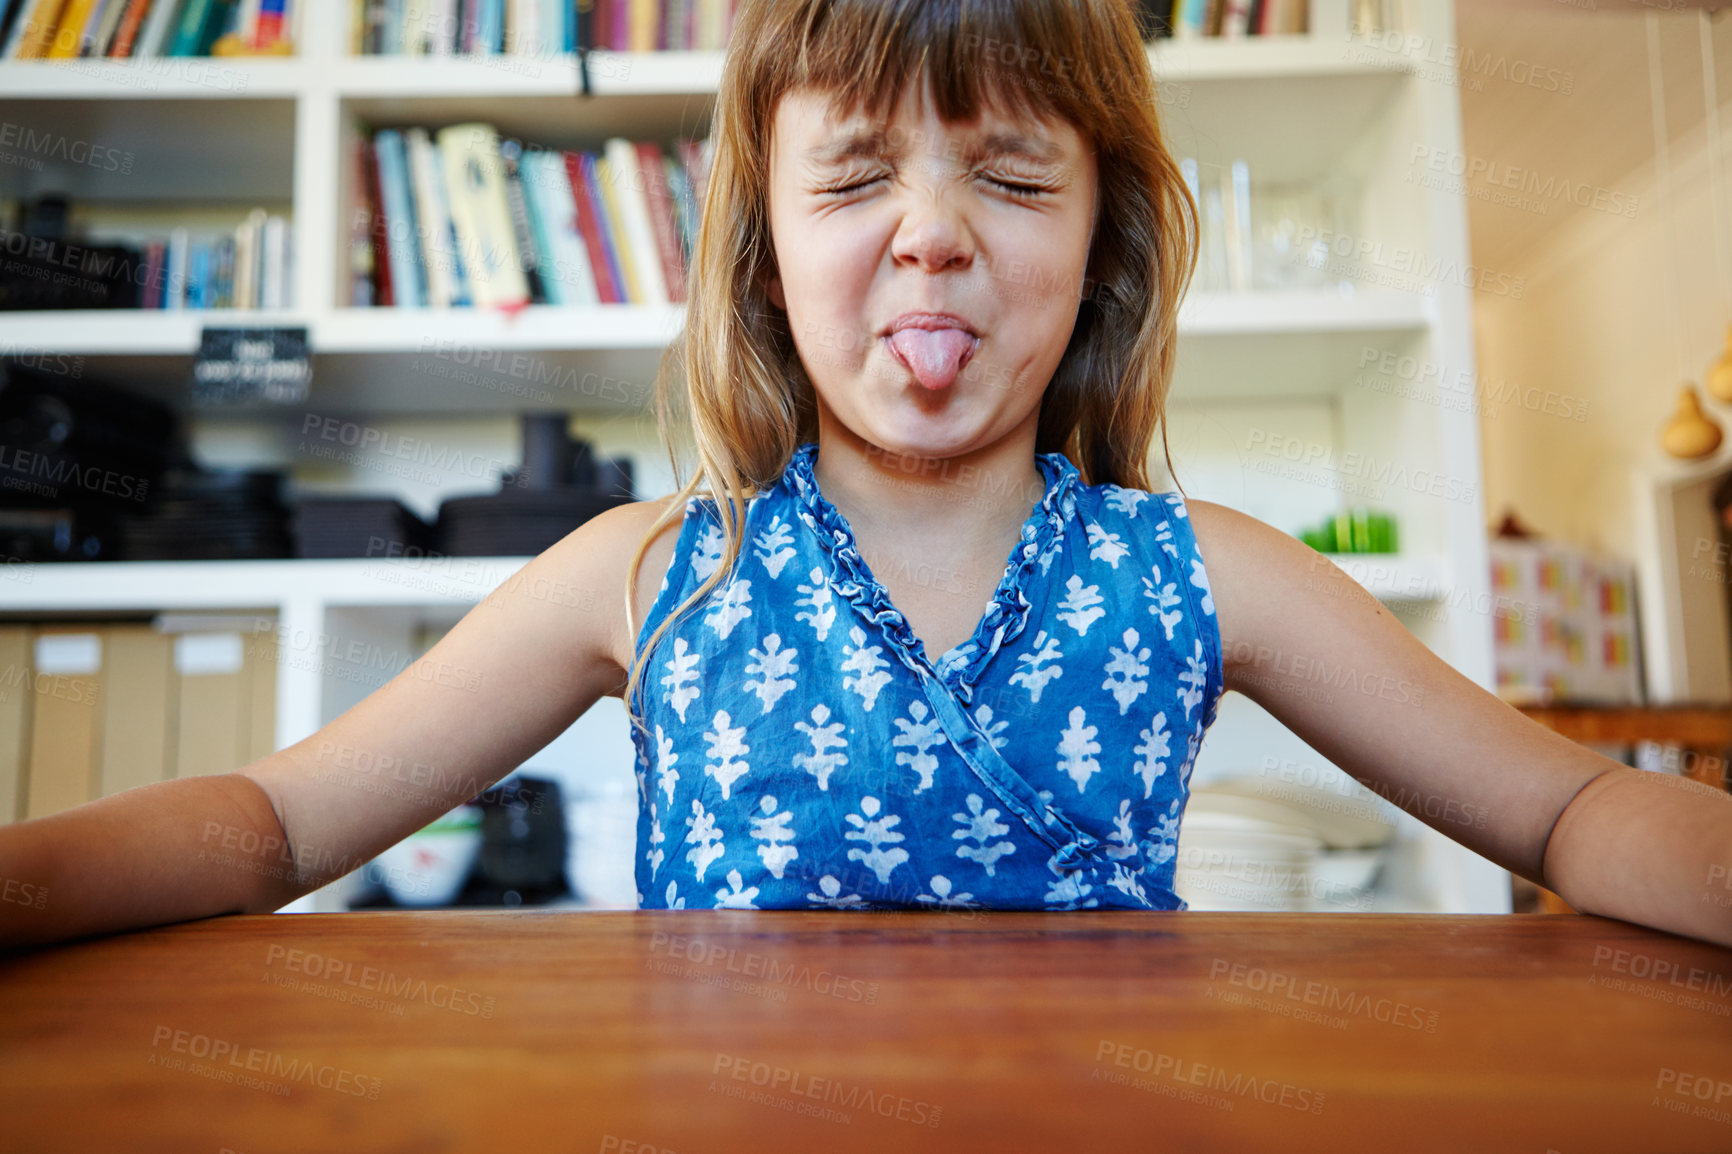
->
<box><xmin>621</xmin><ymin>0</ymin><xmax>1198</xmax><ymax>737</ymax></box>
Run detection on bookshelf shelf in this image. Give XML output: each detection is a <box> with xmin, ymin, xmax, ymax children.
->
<box><xmin>1178</xmin><ymin>289</ymin><xmax>1429</xmax><ymax>335</ymax></box>
<box><xmin>1</xmin><ymin>295</ymin><xmax>1406</xmax><ymax>356</ymax></box>
<box><xmin>0</xmin><ymin>557</ymin><xmax>530</xmax><ymax>612</ymax></box>
<box><xmin>0</xmin><ymin>57</ymin><xmax>313</xmax><ymax>99</ymax></box>
<box><xmin>2</xmin><ymin>551</ymin><xmax>1448</xmax><ymax>616</ymax></box>
<box><xmin>0</xmin><ymin>38</ymin><xmax>1406</xmax><ymax>96</ymax></box>
<box><xmin>1148</xmin><ymin>35</ymin><xmax>1406</xmax><ymax>81</ymax></box>
<box><xmin>316</xmin><ymin>303</ymin><xmax>685</xmax><ymax>351</ymax></box>
<box><xmin>0</xmin><ymin>309</ymin><xmax>311</xmax><ymax>355</ymax></box>
<box><xmin>331</xmin><ymin>50</ymin><xmax>727</xmax><ymax>97</ymax></box>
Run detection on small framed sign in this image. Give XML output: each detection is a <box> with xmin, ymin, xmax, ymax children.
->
<box><xmin>190</xmin><ymin>326</ymin><xmax>311</xmax><ymax>406</ymax></box>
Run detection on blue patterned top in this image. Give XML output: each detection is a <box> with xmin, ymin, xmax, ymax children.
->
<box><xmin>629</xmin><ymin>440</ymin><xmax>1224</xmax><ymax>911</ymax></box>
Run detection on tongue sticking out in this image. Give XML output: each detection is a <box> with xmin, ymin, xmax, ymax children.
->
<box><xmin>887</xmin><ymin>328</ymin><xmax>978</xmax><ymax>391</ymax></box>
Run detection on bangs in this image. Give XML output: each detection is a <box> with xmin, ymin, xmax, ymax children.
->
<box><xmin>737</xmin><ymin>0</ymin><xmax>1148</xmax><ymax>141</ymax></box>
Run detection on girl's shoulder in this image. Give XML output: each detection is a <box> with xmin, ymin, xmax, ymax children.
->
<box><xmin>593</xmin><ymin>494</ymin><xmax>699</xmax><ymax>683</ymax></box>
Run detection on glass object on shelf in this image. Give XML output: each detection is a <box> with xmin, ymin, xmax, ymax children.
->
<box><xmin>1180</xmin><ymin>159</ymin><xmax>1343</xmax><ymax>294</ymax></box>
<box><xmin>1297</xmin><ymin>508</ymin><xmax>1398</xmax><ymax>554</ymax></box>
<box><xmin>1251</xmin><ymin>182</ymin><xmax>1337</xmax><ymax>292</ymax></box>
<box><xmin>1184</xmin><ymin>156</ymin><xmax>1252</xmax><ymax>294</ymax></box>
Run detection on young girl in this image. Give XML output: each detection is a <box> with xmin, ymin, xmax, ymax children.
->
<box><xmin>4</xmin><ymin>0</ymin><xmax>1729</xmax><ymax>948</ymax></box>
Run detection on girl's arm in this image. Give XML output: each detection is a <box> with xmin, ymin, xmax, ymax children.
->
<box><xmin>1188</xmin><ymin>500</ymin><xmax>1732</xmax><ymax>950</ymax></box>
<box><xmin>0</xmin><ymin>497</ymin><xmax>675</xmax><ymax>953</ymax></box>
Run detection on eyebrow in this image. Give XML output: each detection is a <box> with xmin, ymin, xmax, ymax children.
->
<box><xmin>803</xmin><ymin>128</ymin><xmax>1065</xmax><ymax>166</ymax></box>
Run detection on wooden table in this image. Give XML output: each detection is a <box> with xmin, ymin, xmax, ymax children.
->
<box><xmin>3</xmin><ymin>911</ymin><xmax>1731</xmax><ymax>1153</ymax></box>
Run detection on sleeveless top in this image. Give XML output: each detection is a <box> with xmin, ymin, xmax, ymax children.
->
<box><xmin>628</xmin><ymin>440</ymin><xmax>1225</xmax><ymax>911</ymax></box>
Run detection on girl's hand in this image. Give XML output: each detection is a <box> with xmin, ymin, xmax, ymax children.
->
<box><xmin>1189</xmin><ymin>500</ymin><xmax>1732</xmax><ymax>950</ymax></box>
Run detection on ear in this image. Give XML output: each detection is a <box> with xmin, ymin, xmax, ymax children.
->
<box><xmin>766</xmin><ymin>272</ymin><xmax>787</xmax><ymax>310</ymax></box>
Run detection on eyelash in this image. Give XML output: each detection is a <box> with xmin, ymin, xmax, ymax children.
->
<box><xmin>817</xmin><ymin>173</ymin><xmax>1052</xmax><ymax>199</ymax></box>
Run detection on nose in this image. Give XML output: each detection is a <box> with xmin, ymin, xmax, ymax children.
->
<box><xmin>890</xmin><ymin>189</ymin><xmax>975</xmax><ymax>274</ymax></box>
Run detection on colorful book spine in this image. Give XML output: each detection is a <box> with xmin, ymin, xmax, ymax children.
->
<box><xmin>255</xmin><ymin>0</ymin><xmax>284</xmax><ymax>47</ymax></box>
<box><xmin>374</xmin><ymin>128</ymin><xmax>427</xmax><ymax>308</ymax></box>
<box><xmin>530</xmin><ymin>151</ymin><xmax>598</xmax><ymax>306</ymax></box>
<box><xmin>436</xmin><ymin>122</ymin><xmax>529</xmax><ymax>307</ymax></box>
<box><xmin>134</xmin><ymin>0</ymin><xmax>180</xmax><ymax>57</ymax></box>
<box><xmin>569</xmin><ymin>151</ymin><xmax>623</xmax><ymax>304</ymax></box>
<box><xmin>602</xmin><ymin>137</ymin><xmax>666</xmax><ymax>304</ymax></box>
<box><xmin>362</xmin><ymin>137</ymin><xmax>395</xmax><ymax>306</ymax></box>
<box><xmin>165</xmin><ymin>0</ymin><xmax>220</xmax><ymax>55</ymax></box>
<box><xmin>88</xmin><ymin>0</ymin><xmax>129</xmax><ymax>56</ymax></box>
<box><xmin>635</xmin><ymin>141</ymin><xmax>685</xmax><ymax>303</ymax></box>
<box><xmin>405</xmin><ymin>127</ymin><xmax>459</xmax><ymax>307</ymax></box>
<box><xmin>13</xmin><ymin>0</ymin><xmax>65</xmax><ymax>58</ymax></box>
<box><xmin>499</xmin><ymin>138</ymin><xmax>547</xmax><ymax>304</ymax></box>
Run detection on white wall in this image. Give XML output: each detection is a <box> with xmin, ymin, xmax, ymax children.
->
<box><xmin>1473</xmin><ymin>97</ymin><xmax>1732</xmax><ymax>703</ymax></box>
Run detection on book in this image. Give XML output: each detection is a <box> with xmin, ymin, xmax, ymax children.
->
<box><xmin>530</xmin><ymin>150</ymin><xmax>598</xmax><ymax>305</ymax></box>
<box><xmin>134</xmin><ymin>0</ymin><xmax>180</xmax><ymax>56</ymax></box>
<box><xmin>108</xmin><ymin>0</ymin><xmax>151</xmax><ymax>55</ymax></box>
<box><xmin>1220</xmin><ymin>0</ymin><xmax>1251</xmax><ymax>37</ymax></box>
<box><xmin>0</xmin><ymin>0</ymin><xmax>25</xmax><ymax>53</ymax></box>
<box><xmin>406</xmin><ymin>127</ymin><xmax>461</xmax><ymax>307</ymax></box>
<box><xmin>498</xmin><ymin>137</ymin><xmax>547</xmax><ymax>304</ymax></box>
<box><xmin>602</xmin><ymin>137</ymin><xmax>667</xmax><ymax>304</ymax></box>
<box><xmin>626</xmin><ymin>0</ymin><xmax>652</xmax><ymax>51</ymax></box>
<box><xmin>42</xmin><ymin>0</ymin><xmax>97</xmax><ymax>58</ymax></box>
<box><xmin>213</xmin><ymin>234</ymin><xmax>235</xmax><ymax>306</ymax></box>
<box><xmin>362</xmin><ymin>137</ymin><xmax>395</xmax><ymax>306</ymax></box>
<box><xmin>436</xmin><ymin>122</ymin><xmax>530</xmax><ymax>307</ymax></box>
<box><xmin>569</xmin><ymin>150</ymin><xmax>624</xmax><ymax>304</ymax></box>
<box><xmin>188</xmin><ymin>241</ymin><xmax>210</xmax><ymax>308</ymax></box>
<box><xmin>374</xmin><ymin>128</ymin><xmax>427</xmax><ymax>307</ymax></box>
<box><xmin>233</xmin><ymin>210</ymin><xmax>262</xmax><ymax>308</ymax></box>
<box><xmin>506</xmin><ymin>0</ymin><xmax>533</xmax><ymax>53</ymax></box>
<box><xmin>696</xmin><ymin>0</ymin><xmax>725</xmax><ymax>50</ymax></box>
<box><xmin>676</xmin><ymin>137</ymin><xmax>709</xmax><ymax>212</ymax></box>
<box><xmin>166</xmin><ymin>0</ymin><xmax>217</xmax><ymax>55</ymax></box>
<box><xmin>88</xmin><ymin>0</ymin><xmax>129</xmax><ymax>55</ymax></box>
<box><xmin>261</xmin><ymin>213</ymin><xmax>287</xmax><ymax>309</ymax></box>
<box><xmin>141</xmin><ymin>238</ymin><xmax>166</xmax><ymax>308</ymax></box>
<box><xmin>664</xmin><ymin>155</ymin><xmax>695</xmax><ymax>265</ymax></box>
<box><xmin>349</xmin><ymin>137</ymin><xmax>377</xmax><ymax>306</ymax></box>
<box><xmin>477</xmin><ymin>0</ymin><xmax>502</xmax><ymax>51</ymax></box>
<box><xmin>166</xmin><ymin>225</ymin><xmax>190</xmax><ymax>309</ymax></box>
<box><xmin>635</xmin><ymin>141</ymin><xmax>685</xmax><ymax>302</ymax></box>
<box><xmin>13</xmin><ymin>0</ymin><xmax>70</xmax><ymax>58</ymax></box>
<box><xmin>255</xmin><ymin>0</ymin><xmax>285</xmax><ymax>47</ymax></box>
<box><xmin>427</xmin><ymin>0</ymin><xmax>453</xmax><ymax>53</ymax></box>
<box><xmin>592</xmin><ymin>154</ymin><xmax>639</xmax><ymax>302</ymax></box>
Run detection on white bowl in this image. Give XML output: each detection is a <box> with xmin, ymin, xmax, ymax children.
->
<box><xmin>375</xmin><ymin>807</ymin><xmax>484</xmax><ymax>907</ymax></box>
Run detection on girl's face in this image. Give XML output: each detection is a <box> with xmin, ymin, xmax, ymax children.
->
<box><xmin>765</xmin><ymin>81</ymin><xmax>1099</xmax><ymax>462</ymax></box>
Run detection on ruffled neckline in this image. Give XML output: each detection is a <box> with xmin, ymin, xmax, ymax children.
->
<box><xmin>782</xmin><ymin>440</ymin><xmax>1081</xmax><ymax>692</ymax></box>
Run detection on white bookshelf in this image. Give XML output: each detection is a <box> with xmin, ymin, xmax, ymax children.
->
<box><xmin>0</xmin><ymin>1</ymin><xmax>1504</xmax><ymax>914</ymax></box>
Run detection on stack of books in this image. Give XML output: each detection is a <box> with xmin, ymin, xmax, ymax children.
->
<box><xmin>0</xmin><ymin>0</ymin><xmax>296</xmax><ymax>60</ymax></box>
<box><xmin>1139</xmin><ymin>0</ymin><xmax>1309</xmax><ymax>39</ymax></box>
<box><xmin>352</xmin><ymin>123</ymin><xmax>709</xmax><ymax>309</ymax></box>
<box><xmin>139</xmin><ymin>209</ymin><xmax>294</xmax><ymax>309</ymax></box>
<box><xmin>352</xmin><ymin>0</ymin><xmax>739</xmax><ymax>56</ymax></box>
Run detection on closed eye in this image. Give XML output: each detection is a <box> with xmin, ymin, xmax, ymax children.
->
<box><xmin>986</xmin><ymin>177</ymin><xmax>1050</xmax><ymax>199</ymax></box>
<box><xmin>820</xmin><ymin>179</ymin><xmax>880</xmax><ymax>196</ymax></box>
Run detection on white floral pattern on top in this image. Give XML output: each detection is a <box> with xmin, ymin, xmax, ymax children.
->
<box><xmin>628</xmin><ymin>441</ymin><xmax>1224</xmax><ymax>910</ymax></box>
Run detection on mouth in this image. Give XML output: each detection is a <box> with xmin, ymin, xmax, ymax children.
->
<box><xmin>882</xmin><ymin>313</ymin><xmax>982</xmax><ymax>392</ymax></box>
